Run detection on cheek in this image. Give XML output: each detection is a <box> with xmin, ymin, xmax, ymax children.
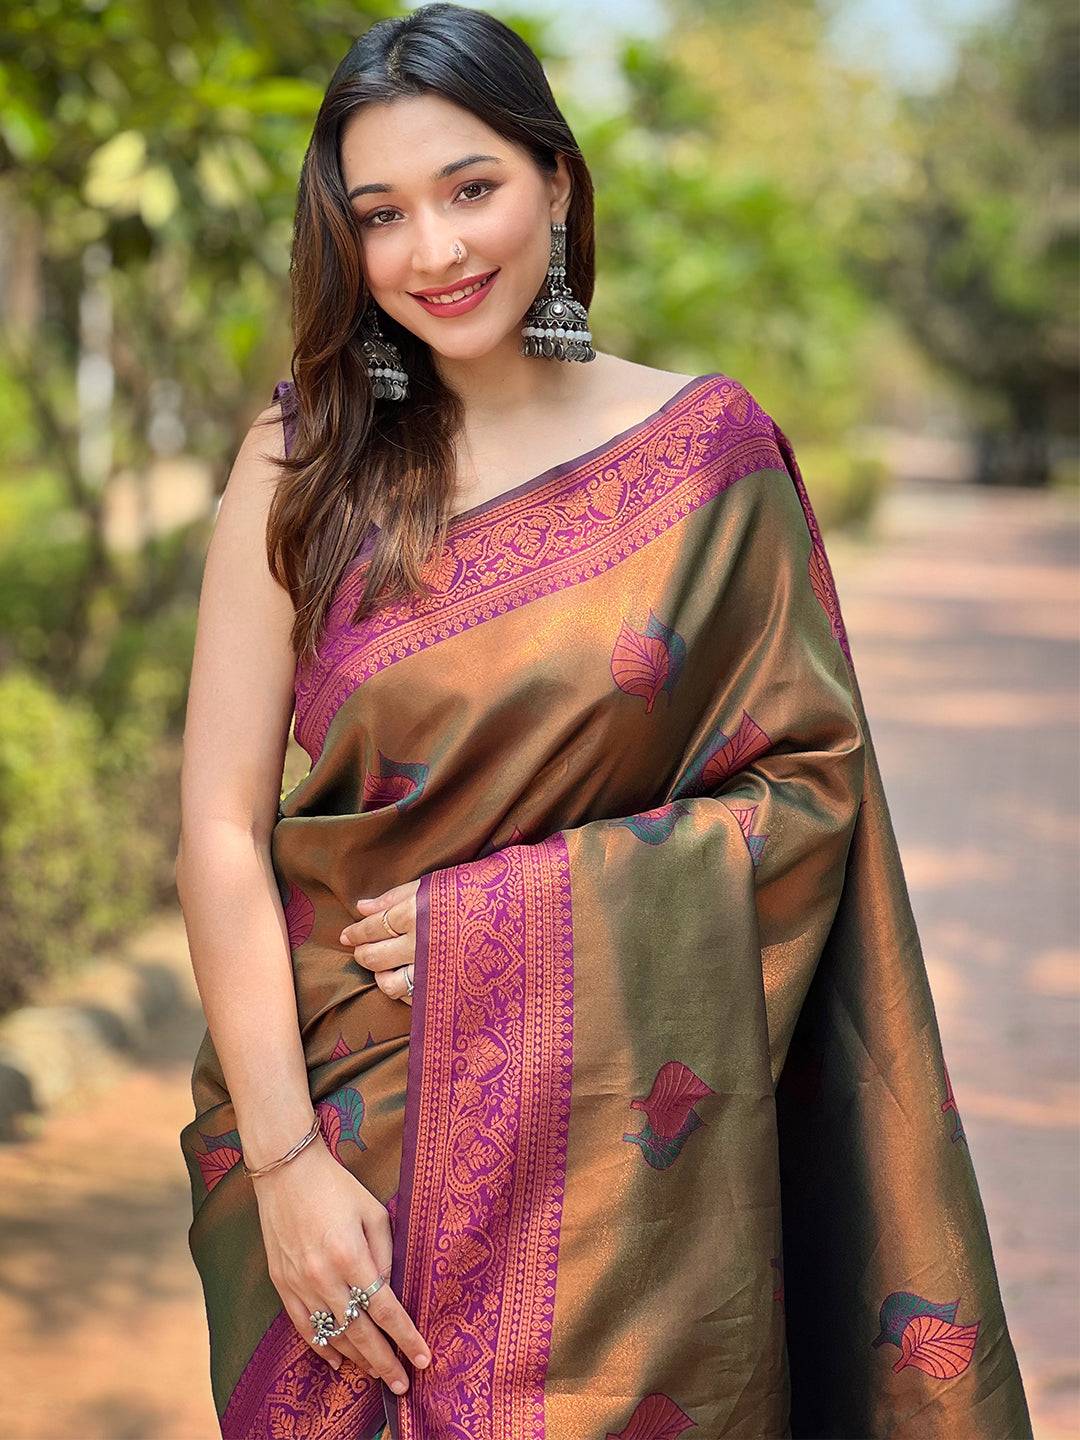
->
<box><xmin>360</xmin><ymin>234</ymin><xmax>412</xmax><ymax>291</ymax></box>
<box><xmin>474</xmin><ymin>198</ymin><xmax>545</xmax><ymax>264</ymax></box>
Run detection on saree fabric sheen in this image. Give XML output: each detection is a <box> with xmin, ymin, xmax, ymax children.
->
<box><xmin>181</xmin><ymin>371</ymin><xmax>1033</xmax><ymax>1440</ymax></box>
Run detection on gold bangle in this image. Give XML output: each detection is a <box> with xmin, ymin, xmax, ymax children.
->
<box><xmin>242</xmin><ymin>1114</ymin><xmax>320</xmax><ymax>1179</ymax></box>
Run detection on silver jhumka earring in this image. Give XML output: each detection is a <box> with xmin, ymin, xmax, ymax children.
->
<box><xmin>520</xmin><ymin>220</ymin><xmax>596</xmax><ymax>363</ymax></box>
<box><xmin>359</xmin><ymin>304</ymin><xmax>409</xmax><ymax>401</ymax></box>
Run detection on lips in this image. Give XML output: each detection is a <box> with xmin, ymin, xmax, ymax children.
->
<box><xmin>408</xmin><ymin>269</ymin><xmax>500</xmax><ymax>318</ymax></box>
<box><xmin>410</xmin><ymin>269</ymin><xmax>498</xmax><ymax>299</ymax></box>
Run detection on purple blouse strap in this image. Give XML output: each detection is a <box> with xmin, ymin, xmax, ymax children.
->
<box><xmin>271</xmin><ymin>379</ymin><xmax>298</xmax><ymax>460</ymax></box>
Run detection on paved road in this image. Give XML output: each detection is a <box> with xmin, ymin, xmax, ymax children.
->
<box><xmin>0</xmin><ymin>479</ymin><xmax>1075</xmax><ymax>1439</ymax></box>
<box><xmin>827</xmin><ymin>479</ymin><xmax>1080</xmax><ymax>1440</ymax></box>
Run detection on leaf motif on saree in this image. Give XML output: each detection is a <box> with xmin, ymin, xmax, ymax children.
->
<box><xmin>605</xmin><ymin>1390</ymin><xmax>698</xmax><ymax>1439</ymax></box>
<box><xmin>611</xmin><ymin>610</ymin><xmax>686</xmax><ymax>713</ymax></box>
<box><xmin>584</xmin><ymin>465</ymin><xmax>627</xmax><ymax>520</ymax></box>
<box><xmin>631</xmin><ymin>1059</ymin><xmax>717</xmax><ymax>1138</ymax></box>
<box><xmin>614</xmin><ymin>800</ymin><xmax>692</xmax><ymax>844</ymax></box>
<box><xmin>726</xmin><ymin>802</ymin><xmax>768</xmax><ymax>865</ymax></box>
<box><xmin>316</xmin><ymin>1084</ymin><xmax>367</xmax><ymax>1162</ymax></box>
<box><xmin>940</xmin><ymin>1057</ymin><xmax>968</xmax><ymax>1144</ymax></box>
<box><xmin>700</xmin><ymin>709</ymin><xmax>772</xmax><ymax>788</ymax></box>
<box><xmin>872</xmin><ymin>1289</ymin><xmax>980</xmax><ymax>1379</ymax></box>
<box><xmin>623</xmin><ymin>1109</ymin><xmax>704</xmax><ymax>1169</ymax></box>
<box><xmin>361</xmin><ymin>751</ymin><xmax>428</xmax><ymax>811</ymax></box>
<box><xmin>623</xmin><ymin>1060</ymin><xmax>716</xmax><ymax>1169</ymax></box>
<box><xmin>894</xmin><ymin>1312</ymin><xmax>981</xmax><ymax>1379</ymax></box>
<box><xmin>195</xmin><ymin>1135</ymin><xmax>243</xmax><ymax>1194</ymax></box>
<box><xmin>282</xmin><ymin>881</ymin><xmax>315</xmax><ymax>950</ymax></box>
<box><xmin>672</xmin><ymin>709</ymin><xmax>772</xmax><ymax>805</ymax></box>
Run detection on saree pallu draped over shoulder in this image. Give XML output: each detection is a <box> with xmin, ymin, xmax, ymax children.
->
<box><xmin>181</xmin><ymin>372</ymin><xmax>1033</xmax><ymax>1439</ymax></box>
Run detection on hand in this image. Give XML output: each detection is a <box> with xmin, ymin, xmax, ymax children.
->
<box><xmin>340</xmin><ymin>879</ymin><xmax>421</xmax><ymax>1006</ymax></box>
<box><xmin>252</xmin><ymin>1135</ymin><xmax>432</xmax><ymax>1391</ymax></box>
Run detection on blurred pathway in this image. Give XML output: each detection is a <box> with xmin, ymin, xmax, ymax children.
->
<box><xmin>0</xmin><ymin>479</ymin><xmax>1075</xmax><ymax>1439</ymax></box>
<box><xmin>826</xmin><ymin>479</ymin><xmax>1080</xmax><ymax>1440</ymax></box>
<box><xmin>0</xmin><ymin>916</ymin><xmax>217</xmax><ymax>1439</ymax></box>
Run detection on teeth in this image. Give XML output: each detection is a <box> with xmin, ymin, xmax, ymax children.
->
<box><xmin>424</xmin><ymin>275</ymin><xmax>490</xmax><ymax>304</ymax></box>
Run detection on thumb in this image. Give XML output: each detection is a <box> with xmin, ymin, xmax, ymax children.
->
<box><xmin>354</xmin><ymin>882</ymin><xmax>415</xmax><ymax>910</ymax></box>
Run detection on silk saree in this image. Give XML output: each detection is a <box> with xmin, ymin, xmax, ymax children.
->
<box><xmin>181</xmin><ymin>371</ymin><xmax>1033</xmax><ymax>1439</ymax></box>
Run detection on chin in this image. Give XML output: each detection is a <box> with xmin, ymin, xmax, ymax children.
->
<box><xmin>420</xmin><ymin>323</ymin><xmax>522</xmax><ymax>363</ymax></box>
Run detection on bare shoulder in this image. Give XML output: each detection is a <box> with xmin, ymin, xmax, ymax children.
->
<box><xmin>589</xmin><ymin>353</ymin><xmax>709</xmax><ymax>421</ymax></box>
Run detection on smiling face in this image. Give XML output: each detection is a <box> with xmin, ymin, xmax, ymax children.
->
<box><xmin>340</xmin><ymin>92</ymin><xmax>572</xmax><ymax>363</ymax></box>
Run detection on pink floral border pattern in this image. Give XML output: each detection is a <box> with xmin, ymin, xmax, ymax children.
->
<box><xmin>293</xmin><ymin>376</ymin><xmax>784</xmax><ymax>762</ymax></box>
<box><xmin>397</xmin><ymin>836</ymin><xmax>575</xmax><ymax>1439</ymax></box>
<box><xmin>221</xmin><ymin>1306</ymin><xmax>386</xmax><ymax>1439</ymax></box>
<box><xmin>770</xmin><ymin>419</ymin><xmax>853</xmax><ymax>664</ymax></box>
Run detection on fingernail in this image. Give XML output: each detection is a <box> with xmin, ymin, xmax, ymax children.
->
<box><xmin>391</xmin><ymin>1378</ymin><xmax>407</xmax><ymax>1394</ymax></box>
<box><xmin>415</xmin><ymin>1352</ymin><xmax>431</xmax><ymax>1368</ymax></box>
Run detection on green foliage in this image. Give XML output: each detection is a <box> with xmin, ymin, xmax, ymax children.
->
<box><xmin>793</xmin><ymin>441</ymin><xmax>888</xmax><ymax>533</ymax></box>
<box><xmin>0</xmin><ymin>668</ymin><xmax>174</xmax><ymax>1014</ymax></box>
<box><xmin>848</xmin><ymin>0</ymin><xmax>1077</xmax><ymax>481</ymax></box>
<box><xmin>563</xmin><ymin>0</ymin><xmax>892</xmax><ymax>441</ymax></box>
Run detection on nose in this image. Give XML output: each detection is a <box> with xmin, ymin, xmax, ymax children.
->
<box><xmin>409</xmin><ymin>208</ymin><xmax>462</xmax><ymax>280</ymax></box>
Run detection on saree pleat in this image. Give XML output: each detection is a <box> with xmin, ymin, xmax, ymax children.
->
<box><xmin>181</xmin><ymin>372</ymin><xmax>1033</xmax><ymax>1439</ymax></box>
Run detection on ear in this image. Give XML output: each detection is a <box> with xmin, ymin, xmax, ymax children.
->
<box><xmin>548</xmin><ymin>153</ymin><xmax>574</xmax><ymax>225</ymax></box>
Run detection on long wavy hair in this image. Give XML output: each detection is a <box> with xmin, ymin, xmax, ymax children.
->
<box><xmin>262</xmin><ymin>2</ymin><xmax>597</xmax><ymax>667</ymax></box>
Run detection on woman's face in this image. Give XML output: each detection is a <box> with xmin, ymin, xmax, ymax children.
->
<box><xmin>340</xmin><ymin>92</ymin><xmax>572</xmax><ymax>363</ymax></box>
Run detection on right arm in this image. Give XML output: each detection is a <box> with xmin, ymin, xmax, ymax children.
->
<box><xmin>175</xmin><ymin>401</ymin><xmax>431</xmax><ymax>1394</ymax></box>
<box><xmin>175</xmin><ymin>401</ymin><xmax>313</xmax><ymax>1177</ymax></box>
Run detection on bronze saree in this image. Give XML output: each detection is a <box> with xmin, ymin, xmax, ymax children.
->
<box><xmin>180</xmin><ymin>372</ymin><xmax>1033</xmax><ymax>1439</ymax></box>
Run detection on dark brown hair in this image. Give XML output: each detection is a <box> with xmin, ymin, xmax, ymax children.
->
<box><xmin>262</xmin><ymin>2</ymin><xmax>596</xmax><ymax>667</ymax></box>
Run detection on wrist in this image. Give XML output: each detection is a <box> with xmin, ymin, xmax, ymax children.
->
<box><xmin>239</xmin><ymin>1106</ymin><xmax>319</xmax><ymax>1174</ymax></box>
<box><xmin>249</xmin><ymin>1129</ymin><xmax>330</xmax><ymax>1190</ymax></box>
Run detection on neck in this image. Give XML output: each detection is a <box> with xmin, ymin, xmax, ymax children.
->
<box><xmin>432</xmin><ymin>332</ymin><xmax>594</xmax><ymax>422</ymax></box>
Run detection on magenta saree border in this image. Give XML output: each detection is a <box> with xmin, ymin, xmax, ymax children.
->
<box><xmin>220</xmin><ymin>1304</ymin><xmax>387</xmax><ymax>1438</ymax></box>
<box><xmin>386</xmin><ymin>836</ymin><xmax>576</xmax><ymax>1439</ymax></box>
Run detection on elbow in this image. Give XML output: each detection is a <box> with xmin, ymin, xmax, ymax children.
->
<box><xmin>173</xmin><ymin>816</ymin><xmax>269</xmax><ymax>905</ymax></box>
<box><xmin>173</xmin><ymin>834</ymin><xmax>189</xmax><ymax>904</ymax></box>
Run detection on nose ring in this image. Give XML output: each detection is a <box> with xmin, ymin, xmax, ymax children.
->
<box><xmin>452</xmin><ymin>240</ymin><xmax>465</xmax><ymax>263</ymax></box>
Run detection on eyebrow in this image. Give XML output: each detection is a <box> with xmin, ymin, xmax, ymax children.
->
<box><xmin>346</xmin><ymin>153</ymin><xmax>504</xmax><ymax>201</ymax></box>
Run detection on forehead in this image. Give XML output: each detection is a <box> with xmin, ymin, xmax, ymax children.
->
<box><xmin>340</xmin><ymin>94</ymin><xmax>517</xmax><ymax>184</ymax></box>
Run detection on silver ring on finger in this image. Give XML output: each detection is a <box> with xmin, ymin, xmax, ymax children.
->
<box><xmin>310</xmin><ymin>1271</ymin><xmax>388</xmax><ymax>1345</ymax></box>
<box><xmin>404</xmin><ymin>963</ymin><xmax>414</xmax><ymax>997</ymax></box>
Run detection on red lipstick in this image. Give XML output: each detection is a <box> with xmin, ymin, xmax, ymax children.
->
<box><xmin>409</xmin><ymin>269</ymin><xmax>499</xmax><ymax>317</ymax></box>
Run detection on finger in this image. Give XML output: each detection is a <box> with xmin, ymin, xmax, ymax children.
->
<box><xmin>323</xmin><ymin>1271</ymin><xmax>417</xmax><ymax>1395</ymax></box>
<box><xmin>351</xmin><ymin>879</ymin><xmax>419</xmax><ymax>912</ymax></box>
<box><xmin>323</xmin><ymin>1312</ymin><xmax>383</xmax><ymax>1380</ymax></box>
<box><xmin>340</xmin><ymin>898</ymin><xmax>412</xmax><ymax>951</ymax></box>
<box><xmin>375</xmin><ymin>964</ymin><xmax>413</xmax><ymax>1004</ymax></box>
<box><xmin>280</xmin><ymin>1285</ymin><xmax>348</xmax><ymax>1374</ymax></box>
<box><xmin>359</xmin><ymin>1216</ymin><xmax>432</xmax><ymax>1371</ymax></box>
<box><xmin>295</xmin><ymin>1267</ymin><xmax>393</xmax><ymax>1383</ymax></box>
<box><xmin>347</xmin><ymin>933</ymin><xmax>411</xmax><ymax>974</ymax></box>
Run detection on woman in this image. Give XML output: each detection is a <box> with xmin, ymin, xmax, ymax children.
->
<box><xmin>177</xmin><ymin>5</ymin><xmax>1033</xmax><ymax>1438</ymax></box>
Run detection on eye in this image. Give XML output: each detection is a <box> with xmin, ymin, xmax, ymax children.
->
<box><xmin>457</xmin><ymin>179</ymin><xmax>496</xmax><ymax>202</ymax></box>
<box><xmin>361</xmin><ymin>206</ymin><xmax>400</xmax><ymax>229</ymax></box>
<box><xmin>358</xmin><ymin>179</ymin><xmax>497</xmax><ymax>230</ymax></box>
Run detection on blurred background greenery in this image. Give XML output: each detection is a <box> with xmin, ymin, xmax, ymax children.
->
<box><xmin>0</xmin><ymin>0</ymin><xmax>1075</xmax><ymax>1014</ymax></box>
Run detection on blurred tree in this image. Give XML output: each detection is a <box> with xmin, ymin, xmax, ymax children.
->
<box><xmin>849</xmin><ymin>0</ymin><xmax>1079</xmax><ymax>485</ymax></box>
<box><xmin>0</xmin><ymin>0</ymin><xmax>393</xmax><ymax>688</ymax></box>
<box><xmin>565</xmin><ymin>0</ymin><xmax>896</xmax><ymax>439</ymax></box>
